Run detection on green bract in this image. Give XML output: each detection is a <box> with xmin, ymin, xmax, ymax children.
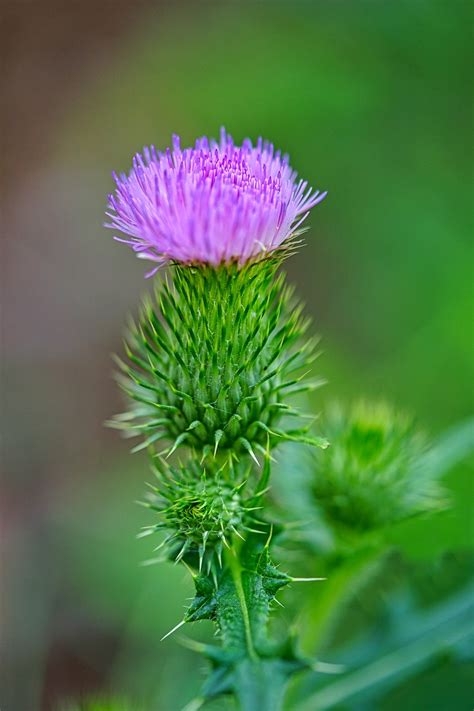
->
<box><xmin>111</xmin><ymin>257</ymin><xmax>326</xmax><ymax>462</ymax></box>
<box><xmin>311</xmin><ymin>401</ymin><xmax>447</xmax><ymax>533</ymax></box>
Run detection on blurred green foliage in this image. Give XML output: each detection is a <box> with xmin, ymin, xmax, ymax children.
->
<box><xmin>62</xmin><ymin>699</ymin><xmax>142</xmax><ymax>711</ymax></box>
<box><xmin>291</xmin><ymin>550</ymin><xmax>474</xmax><ymax>711</ymax></box>
<box><xmin>7</xmin><ymin>1</ymin><xmax>473</xmax><ymax>709</ymax></box>
<box><xmin>53</xmin><ymin>1</ymin><xmax>472</xmax><ymax>708</ymax></box>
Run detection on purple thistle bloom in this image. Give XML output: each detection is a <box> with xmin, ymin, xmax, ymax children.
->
<box><xmin>106</xmin><ymin>128</ymin><xmax>327</xmax><ymax>275</ymax></box>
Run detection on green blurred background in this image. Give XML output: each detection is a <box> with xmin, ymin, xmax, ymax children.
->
<box><xmin>2</xmin><ymin>1</ymin><xmax>473</xmax><ymax>709</ymax></box>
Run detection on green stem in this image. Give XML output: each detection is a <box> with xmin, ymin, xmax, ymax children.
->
<box><xmin>227</xmin><ymin>549</ymin><xmax>258</xmax><ymax>661</ymax></box>
<box><xmin>201</xmin><ymin>538</ymin><xmax>301</xmax><ymax>711</ymax></box>
<box><xmin>233</xmin><ymin>658</ymin><xmax>289</xmax><ymax>711</ymax></box>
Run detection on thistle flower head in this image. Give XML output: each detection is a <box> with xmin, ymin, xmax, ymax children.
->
<box><xmin>311</xmin><ymin>401</ymin><xmax>446</xmax><ymax>534</ymax></box>
<box><xmin>106</xmin><ymin>128</ymin><xmax>326</xmax><ymax>273</ymax></box>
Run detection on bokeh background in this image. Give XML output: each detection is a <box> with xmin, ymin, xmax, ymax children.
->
<box><xmin>2</xmin><ymin>1</ymin><xmax>473</xmax><ymax>710</ymax></box>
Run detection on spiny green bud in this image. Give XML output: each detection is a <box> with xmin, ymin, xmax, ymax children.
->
<box><xmin>311</xmin><ymin>401</ymin><xmax>446</xmax><ymax>534</ymax></box>
<box><xmin>111</xmin><ymin>258</ymin><xmax>326</xmax><ymax>462</ymax></box>
<box><xmin>139</xmin><ymin>459</ymin><xmax>262</xmax><ymax>573</ymax></box>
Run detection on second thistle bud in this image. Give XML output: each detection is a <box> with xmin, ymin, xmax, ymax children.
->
<box><xmin>310</xmin><ymin>401</ymin><xmax>446</xmax><ymax>534</ymax></box>
<box><xmin>140</xmin><ymin>459</ymin><xmax>260</xmax><ymax>573</ymax></box>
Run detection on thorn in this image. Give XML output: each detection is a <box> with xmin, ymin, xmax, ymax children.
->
<box><xmin>244</xmin><ymin>527</ymin><xmax>266</xmax><ymax>535</ymax></box>
<box><xmin>145</xmin><ymin>480</ymin><xmax>160</xmax><ymax>493</ymax></box>
<box><xmin>136</xmin><ymin>528</ymin><xmax>155</xmax><ymax>539</ymax></box>
<box><xmin>290</xmin><ymin>577</ymin><xmax>326</xmax><ymax>582</ymax></box>
<box><xmin>166</xmin><ymin>433</ymin><xmax>189</xmax><ymax>458</ymax></box>
<box><xmin>265</xmin><ymin>524</ymin><xmax>274</xmax><ymax>549</ymax></box>
<box><xmin>220</xmin><ymin>534</ymin><xmax>231</xmax><ymax>549</ymax></box>
<box><xmin>238</xmin><ymin>437</ymin><xmax>260</xmax><ymax>467</ymax></box>
<box><xmin>313</xmin><ymin>660</ymin><xmax>346</xmax><ymax>674</ymax></box>
<box><xmin>176</xmin><ymin>636</ymin><xmax>207</xmax><ymax>653</ymax></box>
<box><xmin>199</xmin><ymin>531</ymin><xmax>209</xmax><ymax>572</ymax></box>
<box><xmin>235</xmin><ymin>478</ymin><xmax>249</xmax><ymax>493</ymax></box>
<box><xmin>135</xmin><ymin>499</ymin><xmax>152</xmax><ymax>509</ymax></box>
<box><xmin>181</xmin><ymin>560</ymin><xmax>196</xmax><ymax>578</ymax></box>
<box><xmin>175</xmin><ymin>541</ymin><xmax>190</xmax><ymax>563</ymax></box>
<box><xmin>186</xmin><ymin>420</ymin><xmax>202</xmax><ymax>432</ymax></box>
<box><xmin>248</xmin><ymin>449</ymin><xmax>260</xmax><ymax>466</ymax></box>
<box><xmin>161</xmin><ymin>619</ymin><xmax>186</xmax><ymax>642</ymax></box>
<box><xmin>140</xmin><ymin>557</ymin><xmax>162</xmax><ymax>567</ymax></box>
<box><xmin>181</xmin><ymin>696</ymin><xmax>205</xmax><ymax>711</ymax></box>
<box><xmin>231</xmin><ymin>525</ymin><xmax>246</xmax><ymax>541</ymax></box>
<box><xmin>251</xmin><ymin>486</ymin><xmax>271</xmax><ymax>499</ymax></box>
<box><xmin>153</xmin><ymin>535</ymin><xmax>174</xmax><ymax>552</ymax></box>
<box><xmin>200</xmin><ymin>444</ymin><xmax>212</xmax><ymax>465</ymax></box>
<box><xmin>214</xmin><ymin>429</ymin><xmax>224</xmax><ymax>456</ymax></box>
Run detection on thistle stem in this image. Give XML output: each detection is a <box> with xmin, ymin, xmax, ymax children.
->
<box><xmin>193</xmin><ymin>538</ymin><xmax>302</xmax><ymax>711</ymax></box>
<box><xmin>227</xmin><ymin>549</ymin><xmax>258</xmax><ymax>661</ymax></box>
<box><xmin>233</xmin><ymin>658</ymin><xmax>289</xmax><ymax>711</ymax></box>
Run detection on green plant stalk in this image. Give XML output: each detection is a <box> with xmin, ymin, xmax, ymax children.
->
<box><xmin>218</xmin><ymin>562</ymin><xmax>291</xmax><ymax>711</ymax></box>
<box><xmin>184</xmin><ymin>535</ymin><xmax>310</xmax><ymax>711</ymax></box>
<box><xmin>233</xmin><ymin>659</ymin><xmax>295</xmax><ymax>711</ymax></box>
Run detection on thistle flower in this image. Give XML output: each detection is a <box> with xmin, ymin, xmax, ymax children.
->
<box><xmin>106</xmin><ymin>128</ymin><xmax>326</xmax><ymax>273</ymax></box>
<box><xmin>311</xmin><ymin>402</ymin><xmax>447</xmax><ymax>534</ymax></box>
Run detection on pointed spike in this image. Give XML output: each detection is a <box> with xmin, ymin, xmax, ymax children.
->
<box><xmin>230</xmin><ymin>525</ymin><xmax>245</xmax><ymax>541</ymax></box>
<box><xmin>181</xmin><ymin>560</ymin><xmax>197</xmax><ymax>578</ymax></box>
<box><xmin>187</xmin><ymin>420</ymin><xmax>203</xmax><ymax>431</ymax></box>
<box><xmin>153</xmin><ymin>534</ymin><xmax>176</xmax><ymax>552</ymax></box>
<box><xmin>176</xmin><ymin>636</ymin><xmax>208</xmax><ymax>653</ymax></box>
<box><xmin>166</xmin><ymin>432</ymin><xmax>189</xmax><ymax>458</ymax></box>
<box><xmin>160</xmin><ymin>619</ymin><xmax>186</xmax><ymax>642</ymax></box>
<box><xmin>254</xmin><ymin>448</ymin><xmax>271</xmax><ymax>496</ymax></box>
<box><xmin>144</xmin><ymin>480</ymin><xmax>160</xmax><ymax>493</ymax></box>
<box><xmin>254</xmin><ymin>442</ymin><xmax>277</xmax><ymax>462</ymax></box>
<box><xmin>220</xmin><ymin>533</ymin><xmax>231</xmax><ymax>549</ymax></box>
<box><xmin>213</xmin><ymin>429</ymin><xmax>224</xmax><ymax>456</ymax></box>
<box><xmin>131</xmin><ymin>431</ymin><xmax>166</xmax><ymax>453</ymax></box>
<box><xmin>265</xmin><ymin>524</ymin><xmax>274</xmax><ymax>549</ymax></box>
<box><xmin>313</xmin><ymin>661</ymin><xmax>346</xmax><ymax>674</ymax></box>
<box><xmin>175</xmin><ymin>540</ymin><xmax>190</xmax><ymax>563</ymax></box>
<box><xmin>255</xmin><ymin>421</ymin><xmax>279</xmax><ymax>437</ymax></box>
<box><xmin>238</xmin><ymin>437</ymin><xmax>260</xmax><ymax>467</ymax></box>
<box><xmin>140</xmin><ymin>556</ymin><xmax>163</xmax><ymax>567</ymax></box>
<box><xmin>136</xmin><ymin>528</ymin><xmax>156</xmax><ymax>539</ymax></box>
